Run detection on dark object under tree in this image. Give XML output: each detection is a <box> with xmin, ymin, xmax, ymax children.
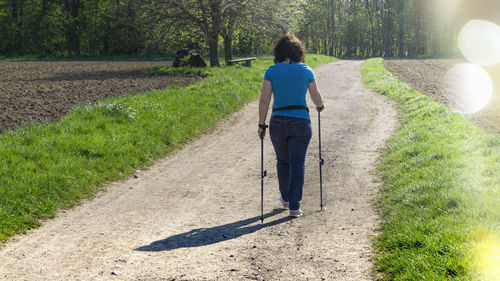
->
<box><xmin>173</xmin><ymin>49</ymin><xmax>207</xmax><ymax>67</ymax></box>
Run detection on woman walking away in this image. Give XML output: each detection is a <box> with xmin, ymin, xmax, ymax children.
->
<box><xmin>258</xmin><ymin>33</ymin><xmax>325</xmax><ymax>218</ymax></box>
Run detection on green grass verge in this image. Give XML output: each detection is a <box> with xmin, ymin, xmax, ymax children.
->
<box><xmin>0</xmin><ymin>54</ymin><xmax>337</xmax><ymax>242</ymax></box>
<box><xmin>143</xmin><ymin>65</ymin><xmax>211</xmax><ymax>76</ymax></box>
<box><xmin>142</xmin><ymin>55</ymin><xmax>328</xmax><ymax>76</ymax></box>
<box><xmin>361</xmin><ymin>58</ymin><xmax>500</xmax><ymax>281</ymax></box>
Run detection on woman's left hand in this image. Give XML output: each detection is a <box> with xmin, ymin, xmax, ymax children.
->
<box><xmin>258</xmin><ymin>128</ymin><xmax>266</xmax><ymax>139</ymax></box>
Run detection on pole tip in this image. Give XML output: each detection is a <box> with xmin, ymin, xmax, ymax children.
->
<box><xmin>260</xmin><ymin>217</ymin><xmax>264</xmax><ymax>223</ymax></box>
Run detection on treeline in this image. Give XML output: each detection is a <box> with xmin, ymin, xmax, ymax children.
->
<box><xmin>1</xmin><ymin>0</ymin><xmax>148</xmax><ymax>56</ymax></box>
<box><xmin>0</xmin><ymin>0</ymin><xmax>296</xmax><ymax>62</ymax></box>
<box><xmin>297</xmin><ymin>0</ymin><xmax>460</xmax><ymax>57</ymax></box>
<box><xmin>0</xmin><ymin>0</ymin><xmax>464</xmax><ymax>62</ymax></box>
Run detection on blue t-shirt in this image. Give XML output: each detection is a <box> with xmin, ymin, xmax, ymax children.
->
<box><xmin>264</xmin><ymin>62</ymin><xmax>315</xmax><ymax>120</ymax></box>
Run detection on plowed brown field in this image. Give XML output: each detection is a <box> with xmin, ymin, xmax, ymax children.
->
<box><xmin>0</xmin><ymin>61</ymin><xmax>200</xmax><ymax>133</ymax></box>
<box><xmin>384</xmin><ymin>59</ymin><xmax>500</xmax><ymax>135</ymax></box>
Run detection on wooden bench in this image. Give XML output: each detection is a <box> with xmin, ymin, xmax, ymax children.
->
<box><xmin>226</xmin><ymin>57</ymin><xmax>257</xmax><ymax>67</ymax></box>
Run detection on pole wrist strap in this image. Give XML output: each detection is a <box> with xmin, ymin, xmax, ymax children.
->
<box><xmin>258</xmin><ymin>123</ymin><xmax>268</xmax><ymax>130</ymax></box>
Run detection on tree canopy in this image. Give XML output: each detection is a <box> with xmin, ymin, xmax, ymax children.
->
<box><xmin>0</xmin><ymin>0</ymin><xmax>492</xmax><ymax>61</ymax></box>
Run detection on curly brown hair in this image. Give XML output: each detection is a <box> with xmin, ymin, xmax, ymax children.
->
<box><xmin>273</xmin><ymin>33</ymin><xmax>306</xmax><ymax>64</ymax></box>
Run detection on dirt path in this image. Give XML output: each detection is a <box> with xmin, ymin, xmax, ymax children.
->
<box><xmin>0</xmin><ymin>60</ymin><xmax>397</xmax><ymax>281</ymax></box>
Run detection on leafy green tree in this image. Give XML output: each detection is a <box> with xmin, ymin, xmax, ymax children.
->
<box><xmin>148</xmin><ymin>0</ymin><xmax>226</xmax><ymax>67</ymax></box>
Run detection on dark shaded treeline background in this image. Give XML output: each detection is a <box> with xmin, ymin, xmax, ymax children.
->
<box><xmin>0</xmin><ymin>0</ymin><xmax>498</xmax><ymax>63</ymax></box>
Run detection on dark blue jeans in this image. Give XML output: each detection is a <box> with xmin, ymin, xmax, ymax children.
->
<box><xmin>269</xmin><ymin>115</ymin><xmax>312</xmax><ymax>211</ymax></box>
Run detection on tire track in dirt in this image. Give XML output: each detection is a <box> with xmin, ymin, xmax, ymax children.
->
<box><xmin>0</xmin><ymin>60</ymin><xmax>397</xmax><ymax>281</ymax></box>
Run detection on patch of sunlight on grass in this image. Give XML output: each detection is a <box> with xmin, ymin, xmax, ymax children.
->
<box><xmin>471</xmin><ymin>230</ymin><xmax>500</xmax><ymax>281</ymax></box>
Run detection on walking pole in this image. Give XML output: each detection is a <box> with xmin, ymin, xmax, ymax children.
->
<box><xmin>317</xmin><ymin>107</ymin><xmax>324</xmax><ymax>211</ymax></box>
<box><xmin>260</xmin><ymin>125</ymin><xmax>268</xmax><ymax>223</ymax></box>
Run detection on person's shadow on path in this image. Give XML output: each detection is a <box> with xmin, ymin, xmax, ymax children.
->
<box><xmin>135</xmin><ymin>208</ymin><xmax>289</xmax><ymax>252</ymax></box>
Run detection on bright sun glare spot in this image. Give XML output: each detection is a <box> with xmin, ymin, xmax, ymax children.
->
<box><xmin>434</xmin><ymin>0</ymin><xmax>463</xmax><ymax>25</ymax></box>
<box><xmin>443</xmin><ymin>63</ymin><xmax>493</xmax><ymax>114</ymax></box>
<box><xmin>458</xmin><ymin>20</ymin><xmax>500</xmax><ymax>66</ymax></box>
<box><xmin>473</xmin><ymin>232</ymin><xmax>500</xmax><ymax>281</ymax></box>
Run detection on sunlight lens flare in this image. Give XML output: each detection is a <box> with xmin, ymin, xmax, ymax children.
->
<box><xmin>458</xmin><ymin>20</ymin><xmax>500</xmax><ymax>66</ymax></box>
<box><xmin>443</xmin><ymin>63</ymin><xmax>493</xmax><ymax>113</ymax></box>
<box><xmin>472</xmin><ymin>232</ymin><xmax>500</xmax><ymax>281</ymax></box>
<box><xmin>433</xmin><ymin>0</ymin><xmax>463</xmax><ymax>25</ymax></box>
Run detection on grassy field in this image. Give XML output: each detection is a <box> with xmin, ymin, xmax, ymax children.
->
<box><xmin>361</xmin><ymin>58</ymin><xmax>500</xmax><ymax>281</ymax></box>
<box><xmin>0</xmin><ymin>55</ymin><xmax>337</xmax><ymax>242</ymax></box>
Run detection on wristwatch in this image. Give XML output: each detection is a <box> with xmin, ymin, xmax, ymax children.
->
<box><xmin>258</xmin><ymin>123</ymin><xmax>268</xmax><ymax>130</ymax></box>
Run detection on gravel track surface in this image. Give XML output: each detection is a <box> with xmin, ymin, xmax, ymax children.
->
<box><xmin>0</xmin><ymin>61</ymin><xmax>200</xmax><ymax>133</ymax></box>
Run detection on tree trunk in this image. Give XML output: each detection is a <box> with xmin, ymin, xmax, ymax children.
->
<box><xmin>11</xmin><ymin>0</ymin><xmax>17</xmax><ymax>20</ymax></box>
<box><xmin>207</xmin><ymin>0</ymin><xmax>222</xmax><ymax>66</ymax></box>
<box><xmin>222</xmin><ymin>17</ymin><xmax>234</xmax><ymax>62</ymax></box>
<box><xmin>383</xmin><ymin>6</ymin><xmax>394</xmax><ymax>57</ymax></box>
<box><xmin>208</xmin><ymin>34</ymin><xmax>220</xmax><ymax>67</ymax></box>
<box><xmin>398</xmin><ymin>25</ymin><xmax>405</xmax><ymax>56</ymax></box>
<box><xmin>366</xmin><ymin>0</ymin><xmax>375</xmax><ymax>57</ymax></box>
<box><xmin>19</xmin><ymin>0</ymin><xmax>23</xmax><ymax>24</ymax></box>
<box><xmin>328</xmin><ymin>0</ymin><xmax>335</xmax><ymax>56</ymax></box>
<box><xmin>127</xmin><ymin>0</ymin><xmax>135</xmax><ymax>18</ymax></box>
<box><xmin>223</xmin><ymin>34</ymin><xmax>232</xmax><ymax>62</ymax></box>
<box><xmin>65</xmin><ymin>0</ymin><xmax>81</xmax><ymax>55</ymax></box>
